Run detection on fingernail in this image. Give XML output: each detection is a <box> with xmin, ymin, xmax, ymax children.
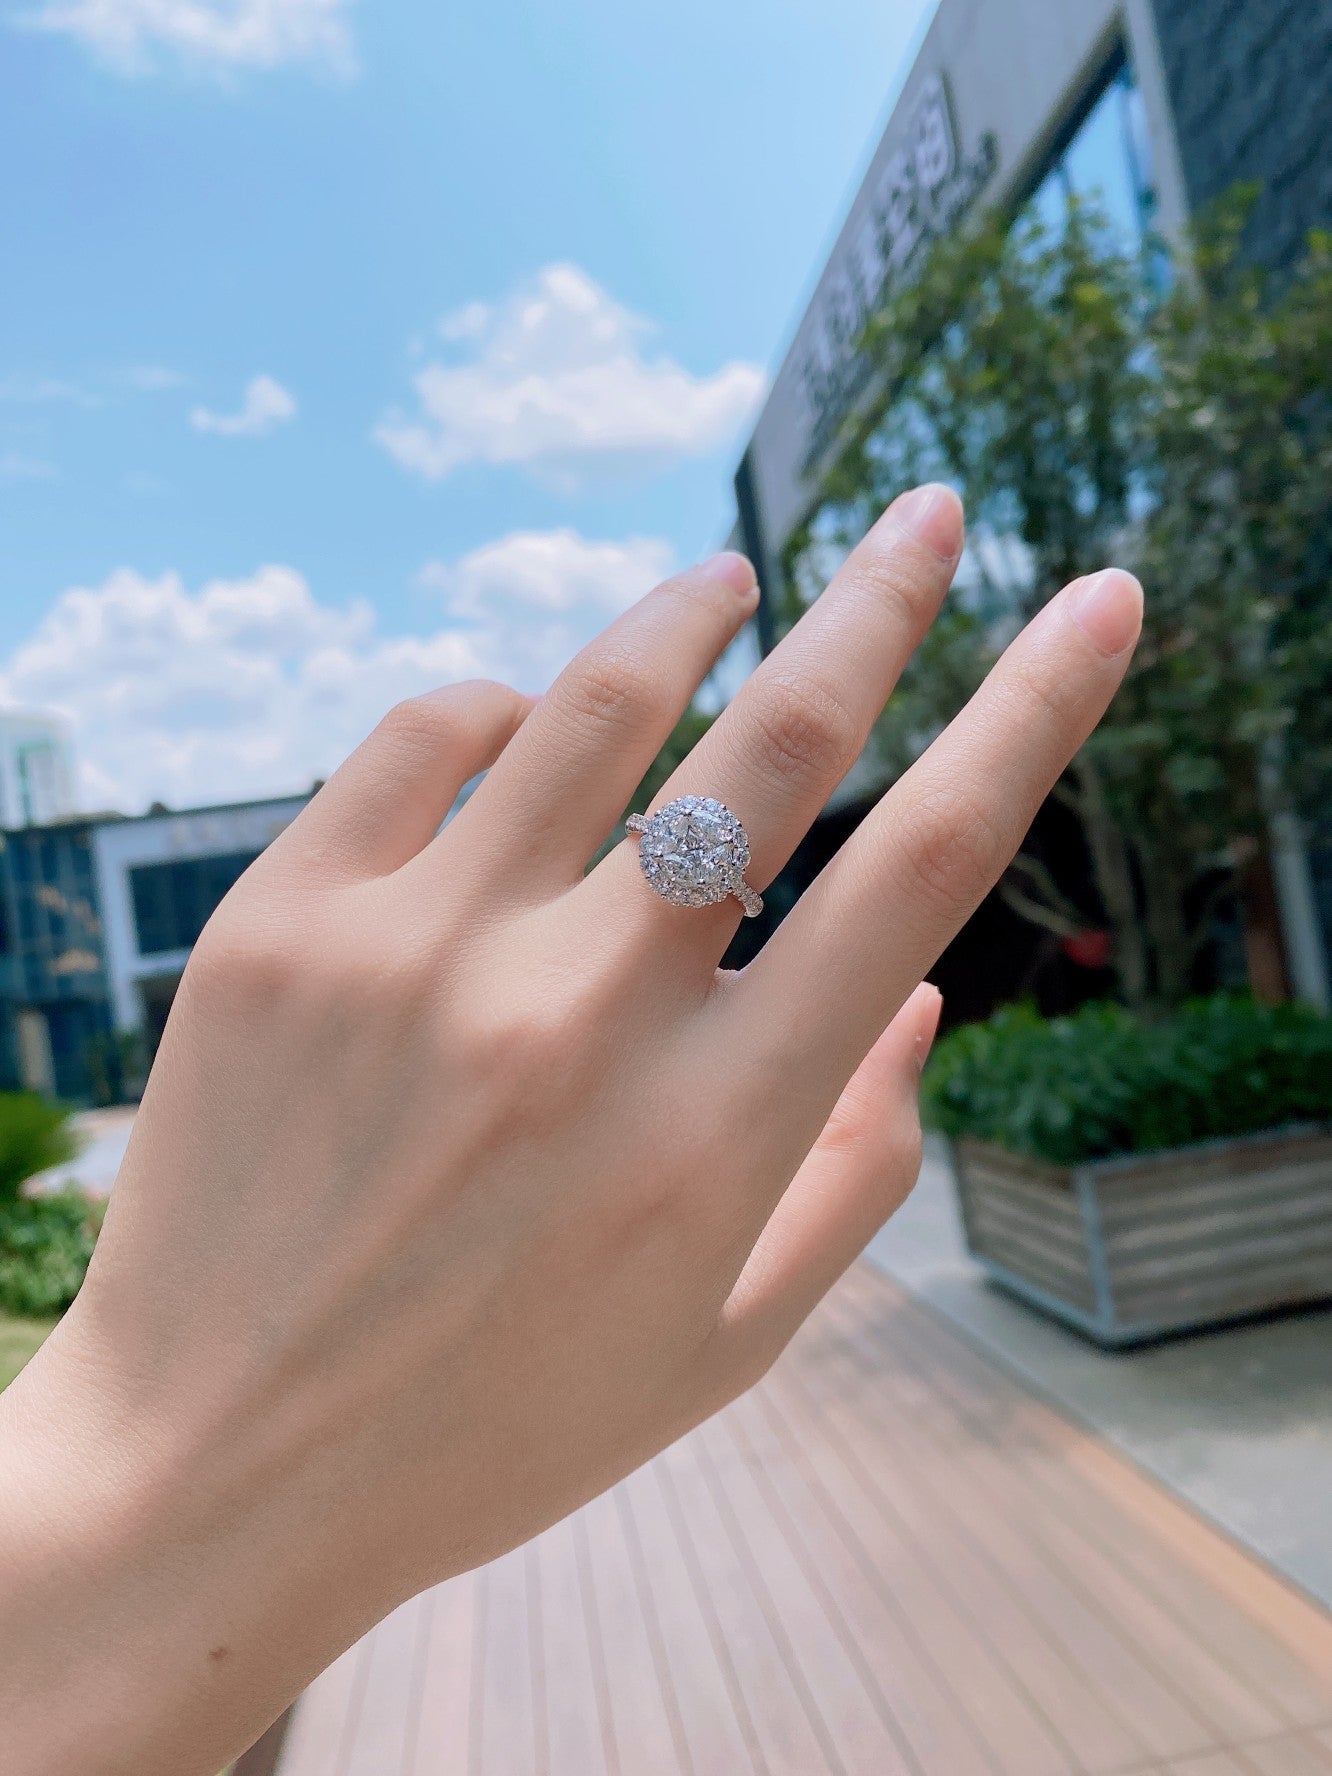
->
<box><xmin>701</xmin><ymin>550</ymin><xmax>758</xmax><ymax>600</ymax></box>
<box><xmin>887</xmin><ymin>484</ymin><xmax>963</xmax><ymax>561</ymax></box>
<box><xmin>915</xmin><ymin>984</ymin><xmax>944</xmax><ymax>1071</ymax></box>
<box><xmin>1066</xmin><ymin>569</ymin><xmax>1143</xmax><ymax>656</ymax></box>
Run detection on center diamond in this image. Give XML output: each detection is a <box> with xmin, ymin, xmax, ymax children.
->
<box><xmin>635</xmin><ymin>795</ymin><xmax>751</xmax><ymax>908</ymax></box>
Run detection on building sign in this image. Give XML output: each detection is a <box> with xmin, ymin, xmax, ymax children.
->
<box><xmin>797</xmin><ymin>74</ymin><xmax>997</xmax><ymax>470</ymax></box>
<box><xmin>159</xmin><ymin>807</ymin><xmax>299</xmax><ymax>857</ymax></box>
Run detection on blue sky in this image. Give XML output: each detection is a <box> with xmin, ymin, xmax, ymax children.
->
<box><xmin>0</xmin><ymin>0</ymin><xmax>935</xmax><ymax>810</ymax></box>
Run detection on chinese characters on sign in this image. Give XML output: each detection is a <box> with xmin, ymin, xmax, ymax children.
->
<box><xmin>798</xmin><ymin>74</ymin><xmax>997</xmax><ymax>470</ymax></box>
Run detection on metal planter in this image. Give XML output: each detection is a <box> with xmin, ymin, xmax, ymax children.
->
<box><xmin>948</xmin><ymin>1124</ymin><xmax>1332</xmax><ymax>1347</ymax></box>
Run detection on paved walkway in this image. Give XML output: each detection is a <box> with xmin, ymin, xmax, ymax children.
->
<box><xmin>867</xmin><ymin>1138</ymin><xmax>1332</xmax><ymax>1613</ymax></box>
<box><xmin>275</xmin><ymin>1263</ymin><xmax>1332</xmax><ymax>1776</ymax></box>
<box><xmin>30</xmin><ymin>1105</ymin><xmax>136</xmax><ymax>1199</ymax></box>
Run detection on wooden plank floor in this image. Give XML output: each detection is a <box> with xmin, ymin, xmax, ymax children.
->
<box><xmin>277</xmin><ymin>1263</ymin><xmax>1332</xmax><ymax>1776</ymax></box>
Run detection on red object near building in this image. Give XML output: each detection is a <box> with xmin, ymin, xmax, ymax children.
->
<box><xmin>1062</xmin><ymin>928</ymin><xmax>1113</xmax><ymax>970</ymax></box>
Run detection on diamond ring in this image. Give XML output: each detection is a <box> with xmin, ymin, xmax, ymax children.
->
<box><xmin>625</xmin><ymin>795</ymin><xmax>763</xmax><ymax>917</ymax></box>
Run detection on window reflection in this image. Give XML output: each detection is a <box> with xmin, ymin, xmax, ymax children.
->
<box><xmin>1030</xmin><ymin>61</ymin><xmax>1157</xmax><ymax>239</ymax></box>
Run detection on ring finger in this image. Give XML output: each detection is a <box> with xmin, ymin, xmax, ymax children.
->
<box><xmin>594</xmin><ymin>483</ymin><xmax>964</xmax><ymax>940</ymax></box>
<box><xmin>444</xmin><ymin>551</ymin><xmax>760</xmax><ymax>893</ymax></box>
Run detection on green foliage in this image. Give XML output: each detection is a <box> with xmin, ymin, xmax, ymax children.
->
<box><xmin>0</xmin><ymin>1311</ymin><xmax>56</xmax><ymax>1391</ymax></box>
<box><xmin>798</xmin><ymin>185</ymin><xmax>1332</xmax><ymax>1011</ymax></box>
<box><xmin>0</xmin><ymin>1093</ymin><xmax>77</xmax><ymax>1205</ymax></box>
<box><xmin>0</xmin><ymin>1095</ymin><xmax>93</xmax><ymax>1317</ymax></box>
<box><xmin>0</xmin><ymin>1190</ymin><xmax>101</xmax><ymax>1317</ymax></box>
<box><xmin>923</xmin><ymin>994</ymin><xmax>1332</xmax><ymax>1166</ymax></box>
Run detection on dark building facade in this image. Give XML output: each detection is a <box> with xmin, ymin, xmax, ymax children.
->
<box><xmin>0</xmin><ymin>822</ymin><xmax>113</xmax><ymax>1101</ymax></box>
<box><xmin>1151</xmin><ymin>0</ymin><xmax>1332</xmax><ymax>270</ymax></box>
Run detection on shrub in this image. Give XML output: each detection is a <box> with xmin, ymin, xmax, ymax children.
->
<box><xmin>0</xmin><ymin>1094</ymin><xmax>93</xmax><ymax>1317</ymax></box>
<box><xmin>0</xmin><ymin>1190</ymin><xmax>101</xmax><ymax>1317</ymax></box>
<box><xmin>922</xmin><ymin>994</ymin><xmax>1332</xmax><ymax>1167</ymax></box>
<box><xmin>0</xmin><ymin>1093</ymin><xmax>77</xmax><ymax>1204</ymax></box>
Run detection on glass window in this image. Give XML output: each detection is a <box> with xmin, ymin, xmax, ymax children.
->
<box><xmin>129</xmin><ymin>851</ymin><xmax>259</xmax><ymax>956</ymax></box>
<box><xmin>1028</xmin><ymin>61</ymin><xmax>1156</xmax><ymax>242</ymax></box>
<box><xmin>18</xmin><ymin>893</ymin><xmax>40</xmax><ymax>944</ymax></box>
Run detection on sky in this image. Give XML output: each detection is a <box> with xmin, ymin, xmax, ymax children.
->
<box><xmin>0</xmin><ymin>0</ymin><xmax>937</xmax><ymax>812</ymax></box>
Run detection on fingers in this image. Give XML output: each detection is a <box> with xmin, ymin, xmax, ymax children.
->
<box><xmin>587</xmin><ymin>485</ymin><xmax>962</xmax><ymax>945</ymax></box>
<box><xmin>453</xmin><ymin>553</ymin><xmax>759</xmax><ymax>888</ymax></box>
<box><xmin>734</xmin><ymin>569</ymin><xmax>1143</xmax><ymax>1097</ymax></box>
<box><xmin>271</xmin><ymin>680</ymin><xmax>534</xmax><ymax>880</ymax></box>
<box><xmin>706</xmin><ymin>984</ymin><xmax>940</xmax><ymax>1387</ymax></box>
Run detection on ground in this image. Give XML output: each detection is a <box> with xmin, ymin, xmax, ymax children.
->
<box><xmin>271</xmin><ymin>1261</ymin><xmax>1332</xmax><ymax>1776</ymax></box>
<box><xmin>0</xmin><ymin>1312</ymin><xmax>54</xmax><ymax>1391</ymax></box>
<box><xmin>867</xmin><ymin>1136</ymin><xmax>1332</xmax><ymax>1612</ymax></box>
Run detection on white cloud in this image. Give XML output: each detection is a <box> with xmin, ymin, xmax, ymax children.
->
<box><xmin>437</xmin><ymin>301</ymin><xmax>491</xmax><ymax>344</ymax></box>
<box><xmin>421</xmin><ymin>528</ymin><xmax>673</xmax><ymax>621</ymax></box>
<box><xmin>374</xmin><ymin>263</ymin><xmax>766</xmax><ymax>485</ymax></box>
<box><xmin>0</xmin><ymin>366</ymin><xmax>180</xmax><ymax>406</ymax></box>
<box><xmin>0</xmin><ymin>532</ymin><xmax>675</xmax><ymax>811</ymax></box>
<box><xmin>419</xmin><ymin>528</ymin><xmax>675</xmax><ymax>687</ymax></box>
<box><xmin>191</xmin><ymin>374</ymin><xmax>296</xmax><ymax>438</ymax></box>
<box><xmin>119</xmin><ymin>364</ymin><xmax>184</xmax><ymax>391</ymax></box>
<box><xmin>0</xmin><ymin>375</ymin><xmax>97</xmax><ymax>406</ymax></box>
<box><xmin>23</xmin><ymin>0</ymin><xmax>355</xmax><ymax>74</ymax></box>
<box><xmin>0</xmin><ymin>451</ymin><xmax>58</xmax><ymax>480</ymax></box>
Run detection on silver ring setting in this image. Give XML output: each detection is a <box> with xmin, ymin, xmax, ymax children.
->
<box><xmin>626</xmin><ymin>795</ymin><xmax>763</xmax><ymax>918</ymax></box>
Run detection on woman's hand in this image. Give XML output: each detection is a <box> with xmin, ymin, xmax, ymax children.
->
<box><xmin>0</xmin><ymin>487</ymin><xmax>1141</xmax><ymax>1775</ymax></box>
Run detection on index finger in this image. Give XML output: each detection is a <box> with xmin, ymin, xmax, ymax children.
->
<box><xmin>727</xmin><ymin>568</ymin><xmax>1143</xmax><ymax>1104</ymax></box>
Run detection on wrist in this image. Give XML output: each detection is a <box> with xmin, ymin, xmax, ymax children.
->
<box><xmin>0</xmin><ymin>1308</ymin><xmax>357</xmax><ymax>1776</ymax></box>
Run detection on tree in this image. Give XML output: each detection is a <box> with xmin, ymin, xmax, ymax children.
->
<box><xmin>788</xmin><ymin>188</ymin><xmax>1332</xmax><ymax>1014</ymax></box>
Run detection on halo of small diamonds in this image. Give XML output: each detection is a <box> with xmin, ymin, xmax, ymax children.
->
<box><xmin>626</xmin><ymin>795</ymin><xmax>762</xmax><ymax>916</ymax></box>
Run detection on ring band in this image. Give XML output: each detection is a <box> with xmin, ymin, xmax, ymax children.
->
<box><xmin>626</xmin><ymin>795</ymin><xmax>763</xmax><ymax>918</ymax></box>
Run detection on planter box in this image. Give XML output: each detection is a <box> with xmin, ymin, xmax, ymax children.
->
<box><xmin>948</xmin><ymin>1124</ymin><xmax>1332</xmax><ymax>1347</ymax></box>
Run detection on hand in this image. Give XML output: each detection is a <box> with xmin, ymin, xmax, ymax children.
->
<box><xmin>0</xmin><ymin>486</ymin><xmax>1141</xmax><ymax>1775</ymax></box>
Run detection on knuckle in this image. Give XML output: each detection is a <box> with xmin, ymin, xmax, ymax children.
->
<box><xmin>897</xmin><ymin>784</ymin><xmax>1008</xmax><ymax>918</ymax></box>
<box><xmin>843</xmin><ymin>553</ymin><xmax>935</xmax><ymax>640</ymax></box>
<box><xmin>888</xmin><ymin>1120</ymin><xmax>925</xmax><ymax>1198</ymax></box>
<box><xmin>662</xmin><ymin>570</ymin><xmax>741</xmax><ymax>627</ymax></box>
<box><xmin>460</xmin><ymin>991</ymin><xmax>598</xmax><ymax>1124</ymax></box>
<box><xmin>709</xmin><ymin>1316</ymin><xmax>788</xmax><ymax>1403</ymax></box>
<box><xmin>373</xmin><ymin>680</ymin><xmax>527</xmax><ymax>771</ymax></box>
<box><xmin>497</xmin><ymin>997</ymin><xmax>584</xmax><ymax>1071</ymax></box>
<box><xmin>816</xmin><ymin>1093</ymin><xmax>923</xmax><ymax>1198</ymax></box>
<box><xmin>377</xmin><ymin>691</ymin><xmax>464</xmax><ymax>759</ymax></box>
<box><xmin>749</xmin><ymin>674</ymin><xmax>862</xmax><ymax>785</ymax></box>
<box><xmin>1002</xmin><ymin>656</ymin><xmax>1084</xmax><ymax>740</ymax></box>
<box><xmin>186</xmin><ymin>910</ymin><xmax>305</xmax><ymax>1010</ymax></box>
<box><xmin>188</xmin><ymin>886</ymin><xmax>415</xmax><ymax>1023</ymax></box>
<box><xmin>563</xmin><ymin>647</ymin><xmax>665</xmax><ymax>736</ymax></box>
<box><xmin>815</xmin><ymin>1099</ymin><xmax>875</xmax><ymax>1160</ymax></box>
<box><xmin>472</xmin><ymin>678</ymin><xmax>533</xmax><ymax>727</ymax></box>
<box><xmin>463</xmin><ymin>675</ymin><xmax>517</xmax><ymax>702</ymax></box>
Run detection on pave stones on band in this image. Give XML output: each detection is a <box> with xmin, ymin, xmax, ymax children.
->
<box><xmin>625</xmin><ymin>795</ymin><xmax>763</xmax><ymax>917</ymax></box>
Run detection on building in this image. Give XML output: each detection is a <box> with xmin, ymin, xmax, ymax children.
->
<box><xmin>0</xmin><ymin>793</ymin><xmax>309</xmax><ymax>1101</ymax></box>
<box><xmin>90</xmin><ymin>795</ymin><xmax>309</xmax><ymax>1049</ymax></box>
<box><xmin>733</xmin><ymin>0</ymin><xmax>1332</xmax><ymax>1007</ymax></box>
<box><xmin>0</xmin><ymin>819</ymin><xmax>112</xmax><ymax>1100</ymax></box>
<box><xmin>0</xmin><ymin>708</ymin><xmax>78</xmax><ymax>830</ymax></box>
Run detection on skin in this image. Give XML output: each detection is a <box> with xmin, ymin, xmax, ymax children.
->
<box><xmin>0</xmin><ymin>486</ymin><xmax>1142</xmax><ymax>1775</ymax></box>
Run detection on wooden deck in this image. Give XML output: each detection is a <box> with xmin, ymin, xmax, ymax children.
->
<box><xmin>276</xmin><ymin>1263</ymin><xmax>1332</xmax><ymax>1776</ymax></box>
